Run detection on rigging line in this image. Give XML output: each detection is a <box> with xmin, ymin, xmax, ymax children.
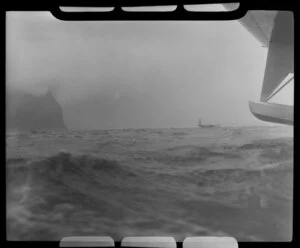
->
<box><xmin>266</xmin><ymin>74</ymin><xmax>294</xmax><ymax>102</ymax></box>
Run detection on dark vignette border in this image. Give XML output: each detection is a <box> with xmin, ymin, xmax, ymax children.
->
<box><xmin>3</xmin><ymin>1</ymin><xmax>297</xmax><ymax>248</ymax></box>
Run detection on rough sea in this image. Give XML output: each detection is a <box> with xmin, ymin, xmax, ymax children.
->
<box><xmin>6</xmin><ymin>126</ymin><xmax>293</xmax><ymax>241</ymax></box>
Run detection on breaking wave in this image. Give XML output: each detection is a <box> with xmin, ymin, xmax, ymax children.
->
<box><xmin>7</xmin><ymin>152</ymin><xmax>140</xmax><ymax>192</ymax></box>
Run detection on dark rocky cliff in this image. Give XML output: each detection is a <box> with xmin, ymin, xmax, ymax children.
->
<box><xmin>6</xmin><ymin>90</ymin><xmax>67</xmax><ymax>131</ymax></box>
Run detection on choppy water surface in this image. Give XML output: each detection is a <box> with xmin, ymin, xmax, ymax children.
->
<box><xmin>6</xmin><ymin>126</ymin><xmax>293</xmax><ymax>241</ymax></box>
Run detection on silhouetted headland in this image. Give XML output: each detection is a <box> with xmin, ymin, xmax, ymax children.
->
<box><xmin>6</xmin><ymin>89</ymin><xmax>67</xmax><ymax>131</ymax></box>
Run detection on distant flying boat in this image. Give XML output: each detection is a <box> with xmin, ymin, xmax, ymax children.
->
<box><xmin>197</xmin><ymin>118</ymin><xmax>217</xmax><ymax>128</ymax></box>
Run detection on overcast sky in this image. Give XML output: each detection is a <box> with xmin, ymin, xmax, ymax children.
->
<box><xmin>6</xmin><ymin>11</ymin><xmax>293</xmax><ymax>129</ymax></box>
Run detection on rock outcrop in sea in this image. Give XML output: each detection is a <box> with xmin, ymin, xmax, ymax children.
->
<box><xmin>6</xmin><ymin>89</ymin><xmax>67</xmax><ymax>131</ymax></box>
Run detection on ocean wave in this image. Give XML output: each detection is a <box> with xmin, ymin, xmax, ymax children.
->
<box><xmin>154</xmin><ymin>145</ymin><xmax>291</xmax><ymax>167</ymax></box>
<box><xmin>6</xmin><ymin>152</ymin><xmax>142</xmax><ymax>199</ymax></box>
<box><xmin>10</xmin><ymin>151</ymin><xmax>136</xmax><ymax>177</ymax></box>
<box><xmin>6</xmin><ymin>148</ymin><xmax>293</xmax><ymax>241</ymax></box>
<box><xmin>150</xmin><ymin>145</ymin><xmax>241</xmax><ymax>165</ymax></box>
<box><xmin>195</xmin><ymin>163</ymin><xmax>292</xmax><ymax>186</ymax></box>
<box><xmin>6</xmin><ymin>129</ymin><xmax>293</xmax><ymax>241</ymax></box>
<box><xmin>237</xmin><ymin>138</ymin><xmax>293</xmax><ymax>150</ymax></box>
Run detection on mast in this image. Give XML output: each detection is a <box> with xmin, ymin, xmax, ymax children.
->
<box><xmin>198</xmin><ymin>118</ymin><xmax>202</xmax><ymax>127</ymax></box>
